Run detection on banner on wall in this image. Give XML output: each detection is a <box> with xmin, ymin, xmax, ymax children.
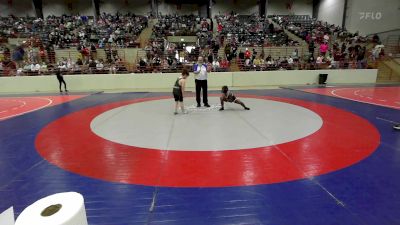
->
<box><xmin>64</xmin><ymin>0</ymin><xmax>78</xmax><ymax>11</ymax></box>
<box><xmin>286</xmin><ymin>0</ymin><xmax>294</xmax><ymax>11</ymax></box>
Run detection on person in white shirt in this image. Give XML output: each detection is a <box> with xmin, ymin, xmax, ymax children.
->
<box><xmin>40</xmin><ymin>63</ymin><xmax>48</xmax><ymax>74</ymax></box>
<box><xmin>324</xmin><ymin>34</ymin><xmax>329</xmax><ymax>42</ymax></box>
<box><xmin>96</xmin><ymin>60</ymin><xmax>104</xmax><ymax>71</ymax></box>
<box><xmin>316</xmin><ymin>55</ymin><xmax>324</xmax><ymax>64</ymax></box>
<box><xmin>17</xmin><ymin>68</ymin><xmax>23</xmax><ymax>76</ymax></box>
<box><xmin>212</xmin><ymin>59</ymin><xmax>220</xmax><ymax>70</ymax></box>
<box><xmin>287</xmin><ymin>56</ymin><xmax>294</xmax><ymax>65</ymax></box>
<box><xmin>57</xmin><ymin>62</ymin><xmax>67</xmax><ymax>71</ymax></box>
<box><xmin>67</xmin><ymin>58</ymin><xmax>74</xmax><ymax>70</ymax></box>
<box><xmin>245</xmin><ymin>58</ymin><xmax>251</xmax><ymax>67</ymax></box>
<box><xmin>24</xmin><ymin>63</ymin><xmax>32</xmax><ymax>71</ymax></box>
<box><xmin>32</xmin><ymin>63</ymin><xmax>41</xmax><ymax>72</ymax></box>
<box><xmin>193</xmin><ymin>56</ymin><xmax>211</xmax><ymax>107</ymax></box>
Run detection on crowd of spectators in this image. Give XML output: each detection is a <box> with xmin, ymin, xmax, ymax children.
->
<box><xmin>215</xmin><ymin>12</ymin><xmax>299</xmax><ymax>47</ymax></box>
<box><xmin>0</xmin><ymin>12</ymin><xmax>386</xmax><ymax>76</ymax></box>
<box><xmin>0</xmin><ymin>13</ymin><xmax>147</xmax><ymax>49</ymax></box>
<box><xmin>266</xmin><ymin>15</ymin><xmax>375</xmax><ymax>71</ymax></box>
<box><xmin>11</xmin><ymin>56</ymin><xmax>129</xmax><ymax>76</ymax></box>
<box><xmin>138</xmin><ymin>14</ymin><xmax>219</xmax><ymax>73</ymax></box>
<box><xmin>136</xmin><ymin>40</ymin><xmax>229</xmax><ymax>73</ymax></box>
<box><xmin>0</xmin><ymin>13</ymin><xmax>147</xmax><ymax>75</ymax></box>
<box><xmin>153</xmin><ymin>14</ymin><xmax>212</xmax><ymax>37</ymax></box>
<box><xmin>271</xmin><ymin>15</ymin><xmax>367</xmax><ymax>45</ymax></box>
<box><xmin>237</xmin><ymin>44</ymin><xmax>370</xmax><ymax>71</ymax></box>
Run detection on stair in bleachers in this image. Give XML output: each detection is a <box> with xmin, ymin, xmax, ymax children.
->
<box><xmin>229</xmin><ymin>60</ymin><xmax>240</xmax><ymax>72</ymax></box>
<box><xmin>212</xmin><ymin>18</ymin><xmax>218</xmax><ymax>35</ymax></box>
<box><xmin>55</xmin><ymin>49</ymin><xmax>135</xmax><ymax>64</ymax></box>
<box><xmin>55</xmin><ymin>49</ymin><xmax>80</xmax><ymax>62</ymax></box>
<box><xmin>376</xmin><ymin>59</ymin><xmax>400</xmax><ymax>83</ymax></box>
<box><xmin>385</xmin><ymin>35</ymin><xmax>400</xmax><ymax>56</ymax></box>
<box><xmin>269</xmin><ymin>19</ymin><xmax>307</xmax><ymax>46</ymax></box>
<box><xmin>138</xmin><ymin>19</ymin><xmax>157</xmax><ymax>48</ymax></box>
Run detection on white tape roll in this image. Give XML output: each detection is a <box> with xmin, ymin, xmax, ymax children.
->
<box><xmin>15</xmin><ymin>192</ymin><xmax>88</xmax><ymax>225</ymax></box>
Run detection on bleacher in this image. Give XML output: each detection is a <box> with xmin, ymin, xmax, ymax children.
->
<box><xmin>0</xmin><ymin>12</ymin><xmax>393</xmax><ymax>77</ymax></box>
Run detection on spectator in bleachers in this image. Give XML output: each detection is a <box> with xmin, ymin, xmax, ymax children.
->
<box><xmin>220</xmin><ymin>58</ymin><xmax>229</xmax><ymax>69</ymax></box>
<box><xmin>320</xmin><ymin>42</ymin><xmax>329</xmax><ymax>56</ymax></box>
<box><xmin>251</xmin><ymin>49</ymin><xmax>257</xmax><ymax>62</ymax></box>
<box><xmin>112</xmin><ymin>44</ymin><xmax>119</xmax><ymax>61</ymax></box>
<box><xmin>224</xmin><ymin>44</ymin><xmax>231</xmax><ymax>61</ymax></box>
<box><xmin>309</xmin><ymin>40</ymin><xmax>315</xmax><ymax>56</ymax></box>
<box><xmin>23</xmin><ymin>62</ymin><xmax>31</xmax><ymax>71</ymax></box>
<box><xmin>212</xmin><ymin>58</ymin><xmax>220</xmax><ymax>70</ymax></box>
<box><xmin>138</xmin><ymin>58</ymin><xmax>147</xmax><ymax>72</ymax></box>
<box><xmin>31</xmin><ymin>62</ymin><xmax>41</xmax><ymax>73</ymax></box>
<box><xmin>16</xmin><ymin>67</ymin><xmax>23</xmax><ymax>76</ymax></box>
<box><xmin>253</xmin><ymin>57</ymin><xmax>262</xmax><ymax>68</ymax></box>
<box><xmin>39</xmin><ymin>47</ymin><xmax>47</xmax><ymax>63</ymax></box>
<box><xmin>57</xmin><ymin>60</ymin><xmax>67</xmax><ymax>70</ymax></box>
<box><xmin>324</xmin><ymin>33</ymin><xmax>330</xmax><ymax>42</ymax></box>
<box><xmin>244</xmin><ymin>48</ymin><xmax>251</xmax><ymax>60</ymax></box>
<box><xmin>245</xmin><ymin>57</ymin><xmax>251</xmax><ymax>67</ymax></box>
<box><xmin>372</xmin><ymin>34</ymin><xmax>380</xmax><ymax>44</ymax></box>
<box><xmin>288</xmin><ymin>56</ymin><xmax>294</xmax><ymax>65</ymax></box>
<box><xmin>292</xmin><ymin>49</ymin><xmax>299</xmax><ymax>61</ymax></box>
<box><xmin>96</xmin><ymin>60</ymin><xmax>104</xmax><ymax>71</ymax></box>
<box><xmin>207</xmin><ymin>50</ymin><xmax>213</xmax><ymax>64</ymax></box>
<box><xmin>325</xmin><ymin>53</ymin><xmax>332</xmax><ymax>64</ymax></box>
<box><xmin>40</xmin><ymin>62</ymin><xmax>48</xmax><ymax>74</ymax></box>
<box><xmin>109</xmin><ymin>63</ymin><xmax>117</xmax><ymax>74</ymax></box>
<box><xmin>90</xmin><ymin>44</ymin><xmax>97</xmax><ymax>60</ymax></box>
<box><xmin>238</xmin><ymin>50</ymin><xmax>244</xmax><ymax>62</ymax></box>
<box><xmin>316</xmin><ymin>55</ymin><xmax>324</xmax><ymax>66</ymax></box>
<box><xmin>76</xmin><ymin>58</ymin><xmax>83</xmax><ymax>66</ymax></box>
<box><xmin>357</xmin><ymin>47</ymin><xmax>366</xmax><ymax>68</ymax></box>
<box><xmin>88</xmin><ymin>60</ymin><xmax>96</xmax><ymax>72</ymax></box>
<box><xmin>217</xmin><ymin>23</ymin><xmax>223</xmax><ymax>33</ymax></box>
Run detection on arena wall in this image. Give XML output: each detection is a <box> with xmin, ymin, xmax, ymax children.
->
<box><xmin>158</xmin><ymin>2</ymin><xmax>199</xmax><ymax>16</ymax></box>
<box><xmin>100</xmin><ymin>0</ymin><xmax>150</xmax><ymax>15</ymax></box>
<box><xmin>267</xmin><ymin>0</ymin><xmax>313</xmax><ymax>16</ymax></box>
<box><xmin>346</xmin><ymin>0</ymin><xmax>400</xmax><ymax>36</ymax></box>
<box><xmin>0</xmin><ymin>69</ymin><xmax>378</xmax><ymax>93</ymax></box>
<box><xmin>212</xmin><ymin>0</ymin><xmax>259</xmax><ymax>17</ymax></box>
<box><xmin>42</xmin><ymin>0</ymin><xmax>94</xmax><ymax>17</ymax></box>
<box><xmin>0</xmin><ymin>0</ymin><xmax>35</xmax><ymax>17</ymax></box>
<box><xmin>317</xmin><ymin>0</ymin><xmax>345</xmax><ymax>27</ymax></box>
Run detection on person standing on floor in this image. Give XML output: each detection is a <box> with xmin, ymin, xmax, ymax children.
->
<box><xmin>193</xmin><ymin>56</ymin><xmax>211</xmax><ymax>107</ymax></box>
<box><xmin>56</xmin><ymin>69</ymin><xmax>68</xmax><ymax>93</ymax></box>
<box><xmin>172</xmin><ymin>68</ymin><xmax>190</xmax><ymax>115</ymax></box>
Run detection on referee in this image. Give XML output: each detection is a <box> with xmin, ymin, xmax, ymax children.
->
<box><xmin>193</xmin><ymin>56</ymin><xmax>211</xmax><ymax>107</ymax></box>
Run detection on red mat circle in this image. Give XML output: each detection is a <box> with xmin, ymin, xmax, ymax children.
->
<box><xmin>35</xmin><ymin>95</ymin><xmax>380</xmax><ymax>187</ymax></box>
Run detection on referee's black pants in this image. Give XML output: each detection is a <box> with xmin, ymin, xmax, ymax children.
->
<box><xmin>195</xmin><ymin>79</ymin><xmax>208</xmax><ymax>106</ymax></box>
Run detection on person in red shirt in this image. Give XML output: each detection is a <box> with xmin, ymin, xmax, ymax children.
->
<box><xmin>220</xmin><ymin>58</ymin><xmax>229</xmax><ymax>68</ymax></box>
<box><xmin>217</xmin><ymin>23</ymin><xmax>223</xmax><ymax>32</ymax></box>
<box><xmin>245</xmin><ymin>48</ymin><xmax>251</xmax><ymax>59</ymax></box>
<box><xmin>39</xmin><ymin>47</ymin><xmax>47</xmax><ymax>63</ymax></box>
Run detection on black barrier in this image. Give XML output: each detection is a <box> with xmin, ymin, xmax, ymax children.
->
<box><xmin>319</xmin><ymin>73</ymin><xmax>328</xmax><ymax>85</ymax></box>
